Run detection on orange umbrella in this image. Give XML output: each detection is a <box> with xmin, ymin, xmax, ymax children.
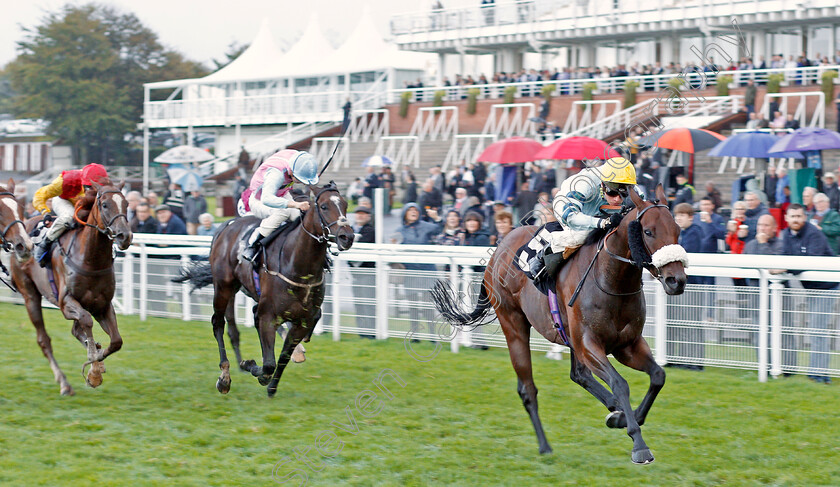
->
<box><xmin>476</xmin><ymin>136</ymin><xmax>544</xmax><ymax>164</ymax></box>
<box><xmin>637</xmin><ymin>128</ymin><xmax>725</xmax><ymax>184</ymax></box>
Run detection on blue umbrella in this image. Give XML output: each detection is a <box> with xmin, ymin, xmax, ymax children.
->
<box><xmin>768</xmin><ymin>127</ymin><xmax>840</xmax><ymax>153</ymax></box>
<box><xmin>708</xmin><ymin>132</ymin><xmax>804</xmax><ymax>159</ymax></box>
<box><xmin>167</xmin><ymin>166</ymin><xmax>204</xmax><ymax>191</ymax></box>
<box><xmin>362</xmin><ymin>155</ymin><xmax>393</xmax><ymax>167</ymax></box>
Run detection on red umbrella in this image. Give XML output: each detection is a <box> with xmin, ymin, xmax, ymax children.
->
<box><xmin>476</xmin><ymin>136</ymin><xmax>544</xmax><ymax>164</ymax></box>
<box><xmin>533</xmin><ymin>136</ymin><xmax>620</xmax><ymax>161</ymax></box>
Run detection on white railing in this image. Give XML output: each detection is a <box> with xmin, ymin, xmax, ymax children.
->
<box><xmin>2</xmin><ymin>237</ymin><xmax>839</xmax><ymax>382</ymax></box>
<box><xmin>391</xmin><ymin>0</ymin><xmax>837</xmax><ymax>37</ymax></box>
<box><xmin>565</xmin><ymin>99</ymin><xmax>656</xmax><ymax>140</ymax></box>
<box><xmin>310</xmin><ymin>137</ymin><xmax>350</xmax><ymax>171</ymax></box>
<box><xmin>198</xmin><ymin>121</ymin><xmax>336</xmax><ymax>176</ymax></box>
<box><xmin>375</xmin><ymin>135</ymin><xmax>420</xmax><ymax>170</ymax></box>
<box><xmin>390</xmin><ymin>66</ymin><xmax>840</xmax><ymax>106</ymax></box>
<box><xmin>410</xmin><ymin>106</ymin><xmax>459</xmax><ymax>141</ymax></box>
<box><xmin>760</xmin><ymin>91</ymin><xmax>825</xmax><ymax>128</ymax></box>
<box><xmin>346</xmin><ymin>109</ymin><xmax>390</xmax><ymax>143</ymax></box>
<box><xmin>562</xmin><ymin>100</ymin><xmax>622</xmax><ymax>135</ymax></box>
<box><xmin>482</xmin><ymin>103</ymin><xmax>537</xmax><ymax>138</ymax></box>
<box><xmin>443</xmin><ymin>134</ymin><xmax>497</xmax><ymax>172</ymax></box>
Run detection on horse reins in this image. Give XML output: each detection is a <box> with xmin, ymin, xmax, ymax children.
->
<box><xmin>300</xmin><ymin>184</ymin><xmax>348</xmax><ymax>245</ymax></box>
<box><xmin>73</xmin><ymin>189</ymin><xmax>129</xmax><ymax>239</ymax></box>
<box><xmin>0</xmin><ymin>191</ymin><xmax>25</xmax><ymax>252</ymax></box>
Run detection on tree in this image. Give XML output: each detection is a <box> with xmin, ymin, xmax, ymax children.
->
<box><xmin>212</xmin><ymin>41</ymin><xmax>250</xmax><ymax>71</ymax></box>
<box><xmin>6</xmin><ymin>4</ymin><xmax>208</xmax><ymax>165</ymax></box>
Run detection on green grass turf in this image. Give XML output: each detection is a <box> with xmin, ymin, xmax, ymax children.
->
<box><xmin>0</xmin><ymin>305</ymin><xmax>837</xmax><ymax>486</ymax></box>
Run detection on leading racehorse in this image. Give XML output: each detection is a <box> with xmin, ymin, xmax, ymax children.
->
<box><xmin>11</xmin><ymin>180</ymin><xmax>132</xmax><ymax>395</ymax></box>
<box><xmin>175</xmin><ymin>181</ymin><xmax>354</xmax><ymax>397</ymax></box>
<box><xmin>432</xmin><ymin>185</ymin><xmax>687</xmax><ymax>463</ymax></box>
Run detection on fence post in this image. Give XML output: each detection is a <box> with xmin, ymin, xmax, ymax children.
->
<box><xmin>122</xmin><ymin>251</ymin><xmax>133</xmax><ymax>315</ymax></box>
<box><xmin>654</xmin><ymin>281</ymin><xmax>667</xmax><ymax>365</ymax></box>
<box><xmin>181</xmin><ymin>256</ymin><xmax>191</xmax><ymax>322</ymax></box>
<box><xmin>374</xmin><ymin>188</ymin><xmax>389</xmax><ymax>340</ymax></box>
<box><xmin>757</xmin><ymin>270</ymin><xmax>769</xmax><ymax>382</ymax></box>
<box><xmin>769</xmin><ymin>278</ymin><xmax>784</xmax><ymax>378</ymax></box>
<box><xmin>139</xmin><ymin>244</ymin><xmax>148</xmax><ymax>322</ymax></box>
<box><xmin>332</xmin><ymin>254</ymin><xmax>341</xmax><ymax>342</ymax></box>
<box><xmin>460</xmin><ymin>267</ymin><xmax>473</xmax><ymax>348</ymax></box>
<box><xmin>449</xmin><ymin>257</ymin><xmax>459</xmax><ymax>354</ymax></box>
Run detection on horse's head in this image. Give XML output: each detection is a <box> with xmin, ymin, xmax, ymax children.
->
<box><xmin>89</xmin><ymin>179</ymin><xmax>133</xmax><ymax>251</ymax></box>
<box><xmin>307</xmin><ymin>181</ymin><xmax>354</xmax><ymax>251</ymax></box>
<box><xmin>0</xmin><ymin>178</ymin><xmax>32</xmax><ymax>262</ymax></box>
<box><xmin>626</xmin><ymin>184</ymin><xmax>687</xmax><ymax>295</ymax></box>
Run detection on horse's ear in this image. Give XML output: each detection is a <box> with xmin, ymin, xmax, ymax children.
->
<box><xmin>6</xmin><ymin>178</ymin><xmax>14</xmax><ymax>193</ymax></box>
<box><xmin>654</xmin><ymin>183</ymin><xmax>666</xmax><ymax>203</ymax></box>
<box><xmin>116</xmin><ymin>179</ymin><xmax>125</xmax><ymax>191</ymax></box>
<box><xmin>628</xmin><ymin>185</ymin><xmax>644</xmax><ymax>208</ymax></box>
<box><xmin>91</xmin><ymin>181</ymin><xmax>102</xmax><ymax>192</ymax></box>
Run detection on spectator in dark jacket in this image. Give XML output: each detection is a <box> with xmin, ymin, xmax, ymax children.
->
<box><xmin>512</xmin><ymin>181</ymin><xmax>539</xmax><ymax>225</ymax></box>
<box><xmin>417</xmin><ymin>179</ymin><xmax>443</xmax><ymax>219</ymax></box>
<box><xmin>402</xmin><ymin>174</ymin><xmax>418</xmax><ymax>205</ymax></box>
<box><xmin>743</xmin><ymin>214</ymin><xmax>785</xmax><ymax>365</ymax></box>
<box><xmin>156</xmin><ymin>204</ymin><xmax>187</xmax><ymax>235</ymax></box>
<box><xmin>363</xmin><ymin>166</ymin><xmax>380</xmax><ymax>200</ymax></box>
<box><xmin>743</xmin><ymin>191</ymin><xmax>769</xmax><ymax>242</ymax></box>
<box><xmin>396</xmin><ymin>203</ymin><xmax>442</xmax><ymax>341</ymax></box>
<box><xmin>131</xmin><ymin>203</ymin><xmax>159</xmax><ymax>234</ymax></box>
<box><xmin>671</xmin><ymin>174</ymin><xmax>695</xmax><ymax>209</ymax></box>
<box><xmin>163</xmin><ymin>184</ymin><xmax>185</xmax><ymax>220</ymax></box>
<box><xmin>668</xmin><ymin>203</ymin><xmax>705</xmax><ymax>369</ymax></box>
<box><xmin>183</xmin><ymin>190</ymin><xmax>207</xmax><ymax>235</ymax></box>
<box><xmin>764</xmin><ymin>166</ymin><xmax>778</xmax><ymax>207</ymax></box>
<box><xmin>776</xmin><ymin>204</ymin><xmax>837</xmax><ymax>383</ymax></box>
<box><xmin>822</xmin><ymin>172</ymin><xmax>840</xmax><ymax>211</ymax></box>
<box><xmin>693</xmin><ymin>197</ymin><xmax>726</xmax><ymax>253</ymax></box>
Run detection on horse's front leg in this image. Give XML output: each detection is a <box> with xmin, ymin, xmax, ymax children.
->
<box><xmin>246</xmin><ymin>309</ymin><xmax>277</xmax><ymax>386</ymax></box>
<box><xmin>579</xmin><ymin>334</ymin><xmax>655</xmax><ymax>465</ymax></box>
<box><xmin>610</xmin><ymin>337</ymin><xmax>665</xmax><ymax>429</ymax></box>
<box><xmin>276</xmin><ymin>325</ymin><xmax>306</xmax><ymax>363</ymax></box>
<box><xmin>62</xmin><ymin>295</ymin><xmax>103</xmax><ymax>388</ymax></box>
<box><xmin>94</xmin><ymin>304</ymin><xmax>123</xmax><ymax>362</ymax></box>
<box><xmin>266</xmin><ymin>321</ymin><xmax>310</xmax><ymax>398</ymax></box>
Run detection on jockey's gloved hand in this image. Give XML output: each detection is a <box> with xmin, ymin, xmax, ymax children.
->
<box><xmin>600</xmin><ymin>212</ymin><xmax>623</xmax><ymax>230</ymax></box>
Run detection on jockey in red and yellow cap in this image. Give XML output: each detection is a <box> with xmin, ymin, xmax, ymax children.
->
<box><xmin>33</xmin><ymin>163</ymin><xmax>109</xmax><ymax>264</ymax></box>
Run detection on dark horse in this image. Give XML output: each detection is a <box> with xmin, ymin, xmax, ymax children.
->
<box><xmin>11</xmin><ymin>180</ymin><xmax>132</xmax><ymax>395</ymax></box>
<box><xmin>175</xmin><ymin>181</ymin><xmax>354</xmax><ymax>397</ymax></box>
<box><xmin>432</xmin><ymin>185</ymin><xmax>687</xmax><ymax>463</ymax></box>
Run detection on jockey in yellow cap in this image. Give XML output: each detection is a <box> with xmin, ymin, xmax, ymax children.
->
<box><xmin>518</xmin><ymin>157</ymin><xmax>637</xmax><ymax>281</ymax></box>
<box><xmin>33</xmin><ymin>163</ymin><xmax>110</xmax><ymax>265</ymax></box>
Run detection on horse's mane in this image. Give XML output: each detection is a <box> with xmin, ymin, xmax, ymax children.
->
<box><xmin>584</xmin><ymin>227</ymin><xmax>608</xmax><ymax>246</ymax></box>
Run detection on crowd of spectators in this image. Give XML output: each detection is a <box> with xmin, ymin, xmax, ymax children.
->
<box><xmin>122</xmin><ymin>184</ymin><xmax>216</xmax><ymax>237</ymax></box>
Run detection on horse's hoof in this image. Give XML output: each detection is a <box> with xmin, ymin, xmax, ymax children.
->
<box><xmin>267</xmin><ymin>386</ymin><xmax>278</xmax><ymax>398</ymax></box>
<box><xmin>539</xmin><ymin>445</ymin><xmax>553</xmax><ymax>455</ymax></box>
<box><xmin>291</xmin><ymin>350</ymin><xmax>306</xmax><ymax>364</ymax></box>
<box><xmin>60</xmin><ymin>385</ymin><xmax>75</xmax><ymax>396</ymax></box>
<box><xmin>240</xmin><ymin>359</ymin><xmax>256</xmax><ymax>372</ymax></box>
<box><xmin>631</xmin><ymin>449</ymin><xmax>655</xmax><ymax>464</ymax></box>
<box><xmin>216</xmin><ymin>377</ymin><xmax>231</xmax><ymax>394</ymax></box>
<box><xmin>606</xmin><ymin>410</ymin><xmax>626</xmax><ymax>429</ymax></box>
<box><xmin>86</xmin><ymin>362</ymin><xmax>105</xmax><ymax>388</ymax></box>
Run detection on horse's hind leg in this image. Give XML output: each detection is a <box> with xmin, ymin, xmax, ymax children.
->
<box><xmin>499</xmin><ymin>310</ymin><xmax>552</xmax><ymax>454</ymax></box>
<box><xmin>246</xmin><ymin>308</ymin><xmax>278</xmax><ymax>386</ymax></box>
<box><xmin>579</xmin><ymin>335</ymin><xmax>654</xmax><ymax>464</ymax></box>
<box><xmin>24</xmin><ymin>292</ymin><xmax>73</xmax><ymax>396</ymax></box>
<box><xmin>224</xmin><ymin>298</ymin><xmax>243</xmax><ymax>368</ymax></box>
<box><xmin>212</xmin><ymin>284</ymin><xmax>236</xmax><ymax>394</ymax></box>
<box><xmin>609</xmin><ymin>337</ymin><xmax>665</xmax><ymax>430</ymax></box>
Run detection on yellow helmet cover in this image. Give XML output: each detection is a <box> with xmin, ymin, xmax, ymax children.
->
<box><xmin>597</xmin><ymin>157</ymin><xmax>637</xmax><ymax>185</ymax></box>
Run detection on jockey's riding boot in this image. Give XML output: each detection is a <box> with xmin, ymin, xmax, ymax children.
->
<box><xmin>242</xmin><ymin>232</ymin><xmax>265</xmax><ymax>263</ymax></box>
<box><xmin>528</xmin><ymin>248</ymin><xmax>548</xmax><ymax>281</ymax></box>
<box><xmin>34</xmin><ymin>238</ymin><xmax>53</xmax><ymax>267</ymax></box>
<box><xmin>543</xmin><ymin>252</ymin><xmax>564</xmax><ymax>279</ymax></box>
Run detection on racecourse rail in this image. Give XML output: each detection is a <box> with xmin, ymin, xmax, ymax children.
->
<box><xmin>1</xmin><ymin>233</ymin><xmax>838</xmax><ymax>383</ymax></box>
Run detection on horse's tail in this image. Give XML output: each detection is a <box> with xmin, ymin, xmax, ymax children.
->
<box><xmin>430</xmin><ymin>279</ymin><xmax>494</xmax><ymax>330</ymax></box>
<box><xmin>172</xmin><ymin>261</ymin><xmax>213</xmax><ymax>292</ymax></box>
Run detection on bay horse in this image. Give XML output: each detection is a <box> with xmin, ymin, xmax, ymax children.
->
<box><xmin>175</xmin><ymin>181</ymin><xmax>354</xmax><ymax>397</ymax></box>
<box><xmin>11</xmin><ymin>180</ymin><xmax>132</xmax><ymax>395</ymax></box>
<box><xmin>0</xmin><ymin>179</ymin><xmax>34</xmax><ymax>272</ymax></box>
<box><xmin>432</xmin><ymin>185</ymin><xmax>687</xmax><ymax>464</ymax></box>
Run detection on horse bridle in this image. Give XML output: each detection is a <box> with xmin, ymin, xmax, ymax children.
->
<box><xmin>75</xmin><ymin>189</ymin><xmax>129</xmax><ymax>239</ymax></box>
<box><xmin>300</xmin><ymin>185</ymin><xmax>349</xmax><ymax>245</ymax></box>
<box><xmin>603</xmin><ymin>200</ymin><xmax>672</xmax><ymax>279</ymax></box>
<box><xmin>0</xmin><ymin>191</ymin><xmax>24</xmax><ymax>252</ymax></box>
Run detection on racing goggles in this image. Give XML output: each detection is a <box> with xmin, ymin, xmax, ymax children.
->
<box><xmin>603</xmin><ymin>182</ymin><xmax>629</xmax><ymax>198</ymax></box>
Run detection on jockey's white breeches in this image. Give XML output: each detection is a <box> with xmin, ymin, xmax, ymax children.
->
<box><xmin>249</xmin><ymin>192</ymin><xmax>300</xmax><ymax>238</ymax></box>
<box><xmin>549</xmin><ymin>228</ymin><xmax>588</xmax><ymax>254</ymax></box>
<box><xmin>45</xmin><ymin>197</ymin><xmax>75</xmax><ymax>241</ymax></box>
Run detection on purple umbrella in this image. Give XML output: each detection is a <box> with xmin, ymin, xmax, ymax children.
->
<box><xmin>768</xmin><ymin>127</ymin><xmax>840</xmax><ymax>154</ymax></box>
<box><xmin>708</xmin><ymin>132</ymin><xmax>804</xmax><ymax>159</ymax></box>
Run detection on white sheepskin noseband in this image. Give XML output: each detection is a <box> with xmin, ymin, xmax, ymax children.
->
<box><xmin>650</xmin><ymin>244</ymin><xmax>689</xmax><ymax>269</ymax></box>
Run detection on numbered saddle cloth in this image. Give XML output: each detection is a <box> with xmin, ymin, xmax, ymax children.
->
<box><xmin>514</xmin><ymin>221</ymin><xmax>563</xmax><ymax>274</ymax></box>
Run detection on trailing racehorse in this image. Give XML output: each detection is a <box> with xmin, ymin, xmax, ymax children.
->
<box><xmin>11</xmin><ymin>180</ymin><xmax>132</xmax><ymax>395</ymax></box>
<box><xmin>175</xmin><ymin>181</ymin><xmax>354</xmax><ymax>397</ymax></box>
<box><xmin>431</xmin><ymin>185</ymin><xmax>687</xmax><ymax>463</ymax></box>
